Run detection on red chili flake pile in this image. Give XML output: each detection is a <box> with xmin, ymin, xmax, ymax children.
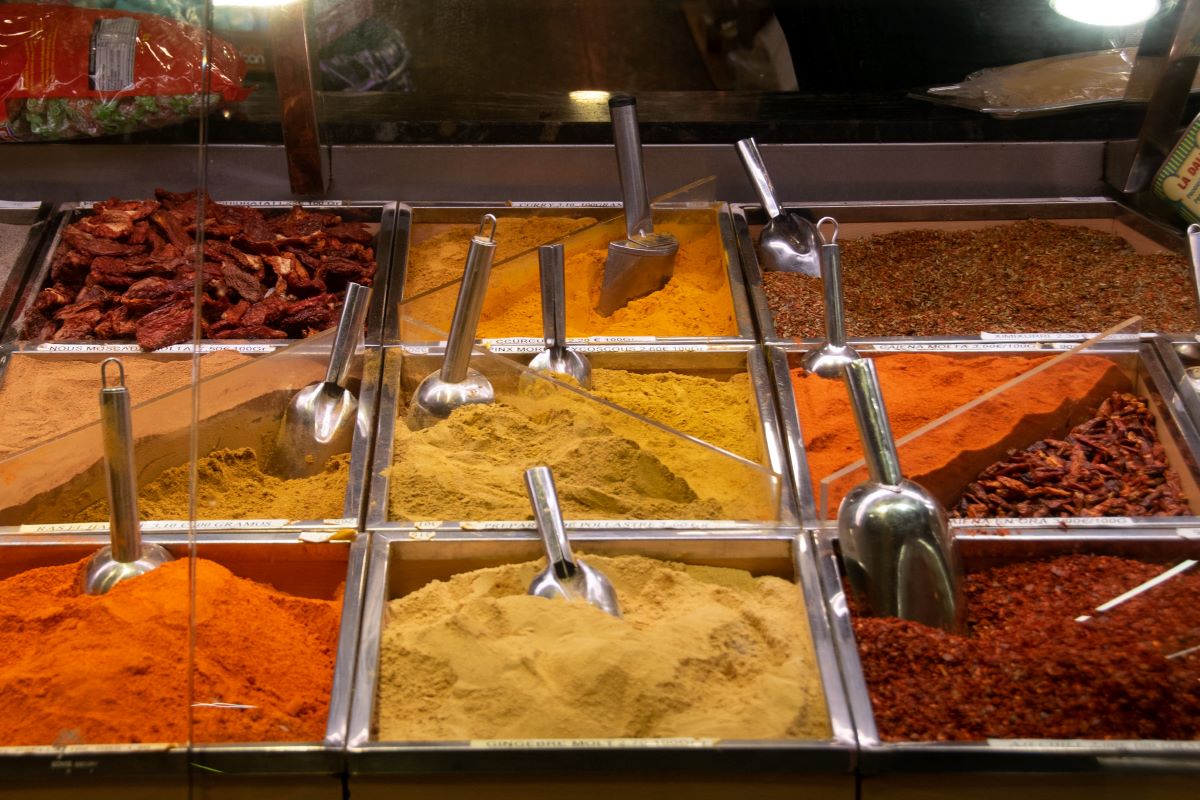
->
<box><xmin>763</xmin><ymin>220</ymin><xmax>1196</xmax><ymax>337</ymax></box>
<box><xmin>21</xmin><ymin>188</ymin><xmax>376</xmax><ymax>349</ymax></box>
<box><xmin>854</xmin><ymin>554</ymin><xmax>1200</xmax><ymax>741</ymax></box>
<box><xmin>953</xmin><ymin>392</ymin><xmax>1191</xmax><ymax>518</ymax></box>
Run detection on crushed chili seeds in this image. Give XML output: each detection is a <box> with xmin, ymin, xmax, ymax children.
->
<box><xmin>763</xmin><ymin>220</ymin><xmax>1196</xmax><ymax>337</ymax></box>
<box><xmin>853</xmin><ymin>554</ymin><xmax>1200</xmax><ymax>741</ymax></box>
<box><xmin>953</xmin><ymin>392</ymin><xmax>1191</xmax><ymax>518</ymax></box>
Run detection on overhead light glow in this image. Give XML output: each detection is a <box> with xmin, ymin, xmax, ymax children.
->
<box><xmin>1050</xmin><ymin>0</ymin><xmax>1161</xmax><ymax>26</ymax></box>
<box><xmin>568</xmin><ymin>90</ymin><xmax>611</xmax><ymax>103</ymax></box>
<box><xmin>211</xmin><ymin>0</ymin><xmax>298</xmax><ymax>7</ymax></box>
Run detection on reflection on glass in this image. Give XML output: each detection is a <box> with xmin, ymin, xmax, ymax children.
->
<box><xmin>385</xmin><ymin>315</ymin><xmax>781</xmax><ymax>524</ymax></box>
<box><xmin>815</xmin><ymin>317</ymin><xmax>1187</xmax><ymax>521</ymax></box>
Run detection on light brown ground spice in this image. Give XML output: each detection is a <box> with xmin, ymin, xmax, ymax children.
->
<box><xmin>764</xmin><ymin>220</ymin><xmax>1196</xmax><ymax>337</ymax></box>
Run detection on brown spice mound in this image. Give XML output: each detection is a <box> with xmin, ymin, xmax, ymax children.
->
<box><xmin>854</xmin><ymin>555</ymin><xmax>1200</xmax><ymax>741</ymax></box>
<box><xmin>764</xmin><ymin>220</ymin><xmax>1197</xmax><ymax>337</ymax></box>
<box><xmin>953</xmin><ymin>392</ymin><xmax>1190</xmax><ymax>518</ymax></box>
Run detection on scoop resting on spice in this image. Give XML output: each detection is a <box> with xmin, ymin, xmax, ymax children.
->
<box><xmin>837</xmin><ymin>359</ymin><xmax>964</xmax><ymax>632</ymax></box>
<box><xmin>525</xmin><ymin>466</ymin><xmax>621</xmax><ymax>617</ymax></box>
<box><xmin>82</xmin><ymin>358</ymin><xmax>172</xmax><ymax>596</ymax></box>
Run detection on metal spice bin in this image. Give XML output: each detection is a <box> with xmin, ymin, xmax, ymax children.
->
<box><xmin>814</xmin><ymin>526</ymin><xmax>1200</xmax><ymax>796</ymax></box>
<box><xmin>767</xmin><ymin>340</ymin><xmax>1200</xmax><ymax>529</ymax></box>
<box><xmin>366</xmin><ymin>343</ymin><xmax>798</xmax><ymax>530</ymax></box>
<box><xmin>731</xmin><ymin>198</ymin><xmax>1189</xmax><ymax>344</ymax></box>
<box><xmin>0</xmin><ymin>201</ymin><xmax>52</xmax><ymax>338</ymax></box>
<box><xmin>345</xmin><ymin>530</ymin><xmax>855</xmax><ymax>799</ymax></box>
<box><xmin>4</xmin><ymin>200</ymin><xmax>401</xmax><ymax>351</ymax></box>
<box><xmin>0</xmin><ymin>532</ymin><xmax>367</xmax><ymax>800</ymax></box>
<box><xmin>382</xmin><ymin>203</ymin><xmax>756</xmax><ymax>345</ymax></box>
<box><xmin>0</xmin><ymin>345</ymin><xmax>383</xmax><ymax>531</ymax></box>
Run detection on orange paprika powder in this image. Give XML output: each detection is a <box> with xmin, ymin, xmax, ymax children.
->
<box><xmin>0</xmin><ymin>557</ymin><xmax>340</xmax><ymax>746</ymax></box>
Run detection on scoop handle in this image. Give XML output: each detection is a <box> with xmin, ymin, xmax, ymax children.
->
<box><xmin>818</xmin><ymin>217</ymin><xmax>848</xmax><ymax>348</ymax></box>
<box><xmin>324</xmin><ymin>282</ymin><xmax>371</xmax><ymax>388</ymax></box>
<box><xmin>99</xmin><ymin>359</ymin><xmax>141</xmax><ymax>564</ymax></box>
<box><xmin>843</xmin><ymin>359</ymin><xmax>903</xmax><ymax>486</ymax></box>
<box><xmin>1188</xmin><ymin>223</ymin><xmax>1200</xmax><ymax>322</ymax></box>
<box><xmin>609</xmin><ymin>96</ymin><xmax>654</xmax><ymax>239</ymax></box>
<box><xmin>442</xmin><ymin>216</ymin><xmax>497</xmax><ymax>384</ymax></box>
<box><xmin>524</xmin><ymin>466</ymin><xmax>578</xmax><ymax>580</ymax></box>
<box><xmin>735</xmin><ymin>138</ymin><xmax>783</xmax><ymax>220</ymax></box>
<box><xmin>538</xmin><ymin>244</ymin><xmax>567</xmax><ymax>351</ymax></box>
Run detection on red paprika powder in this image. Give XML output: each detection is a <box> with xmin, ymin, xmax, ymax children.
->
<box><xmin>0</xmin><ymin>557</ymin><xmax>340</xmax><ymax>746</ymax></box>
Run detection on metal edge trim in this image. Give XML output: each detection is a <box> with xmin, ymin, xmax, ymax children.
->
<box><xmin>767</xmin><ymin>345</ymin><xmax>819</xmax><ymax>526</ymax></box>
<box><xmin>729</xmin><ymin>204</ymin><xmax>779</xmax><ymax>342</ymax></box>
<box><xmin>716</xmin><ymin>203</ymin><xmax>756</xmax><ymax>340</ymax></box>
<box><xmin>747</xmin><ymin>346</ymin><xmax>798</xmax><ymax>525</ymax></box>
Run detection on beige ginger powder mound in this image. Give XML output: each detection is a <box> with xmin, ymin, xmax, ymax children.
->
<box><xmin>375</xmin><ymin>554</ymin><xmax>830</xmax><ymax>741</ymax></box>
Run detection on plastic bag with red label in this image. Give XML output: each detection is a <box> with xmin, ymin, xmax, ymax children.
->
<box><xmin>0</xmin><ymin>3</ymin><xmax>251</xmax><ymax>142</ymax></box>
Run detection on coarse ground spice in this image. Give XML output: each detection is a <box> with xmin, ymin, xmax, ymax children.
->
<box><xmin>375</xmin><ymin>554</ymin><xmax>830</xmax><ymax>740</ymax></box>
<box><xmin>404</xmin><ymin>212</ymin><xmax>737</xmax><ymax>338</ymax></box>
<box><xmin>0</xmin><ymin>351</ymin><xmax>249</xmax><ymax>458</ymax></box>
<box><xmin>387</xmin><ymin>368</ymin><xmax>771</xmax><ymax>521</ymax></box>
<box><xmin>0</xmin><ymin>557</ymin><xmax>341</xmax><ymax>745</ymax></box>
<box><xmin>954</xmin><ymin>392</ymin><xmax>1191</xmax><ymax>518</ymax></box>
<box><xmin>764</xmin><ymin>220</ymin><xmax>1197</xmax><ymax>337</ymax></box>
<box><xmin>789</xmin><ymin>353</ymin><xmax>1126</xmax><ymax>514</ymax></box>
<box><xmin>854</xmin><ymin>554</ymin><xmax>1200</xmax><ymax>741</ymax></box>
<box><xmin>58</xmin><ymin>448</ymin><xmax>349</xmax><ymax>523</ymax></box>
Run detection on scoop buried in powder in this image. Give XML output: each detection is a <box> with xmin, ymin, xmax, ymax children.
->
<box><xmin>409</xmin><ymin>215</ymin><xmax>498</xmax><ymax>429</ymax></box>
<box><xmin>82</xmin><ymin>358</ymin><xmax>172</xmax><ymax>596</ymax></box>
<box><xmin>525</xmin><ymin>467</ymin><xmax>621</xmax><ymax>617</ymax></box>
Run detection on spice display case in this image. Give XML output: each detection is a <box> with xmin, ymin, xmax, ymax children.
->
<box><xmin>0</xmin><ymin>201</ymin><xmax>52</xmax><ymax>336</ymax></box>
<box><xmin>5</xmin><ymin>200</ymin><xmax>400</xmax><ymax>352</ymax></box>
<box><xmin>0</xmin><ymin>343</ymin><xmax>382</xmax><ymax>531</ymax></box>
<box><xmin>731</xmin><ymin>198</ymin><xmax>1190</xmax><ymax>344</ymax></box>
<box><xmin>814</xmin><ymin>526</ymin><xmax>1200</xmax><ymax>797</ymax></box>
<box><xmin>345</xmin><ymin>529</ymin><xmax>855</xmax><ymax>799</ymax></box>
<box><xmin>367</xmin><ymin>342</ymin><xmax>794</xmax><ymax>530</ymax></box>
<box><xmin>768</xmin><ymin>340</ymin><xmax>1200</xmax><ymax>528</ymax></box>
<box><xmin>0</xmin><ymin>532</ymin><xmax>366</xmax><ymax>800</ymax></box>
<box><xmin>384</xmin><ymin>203</ymin><xmax>755</xmax><ymax>346</ymax></box>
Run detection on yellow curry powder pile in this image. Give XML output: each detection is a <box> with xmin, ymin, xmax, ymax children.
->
<box><xmin>375</xmin><ymin>554</ymin><xmax>830</xmax><ymax>741</ymax></box>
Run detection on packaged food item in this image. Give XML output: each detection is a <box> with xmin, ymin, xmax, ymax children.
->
<box><xmin>0</xmin><ymin>3</ymin><xmax>250</xmax><ymax>142</ymax></box>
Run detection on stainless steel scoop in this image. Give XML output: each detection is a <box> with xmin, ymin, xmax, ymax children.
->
<box><xmin>802</xmin><ymin>217</ymin><xmax>861</xmax><ymax>379</ymax></box>
<box><xmin>524</xmin><ymin>243</ymin><xmax>592</xmax><ymax>388</ymax></box>
<box><xmin>598</xmin><ymin>95</ymin><xmax>678</xmax><ymax>317</ymax></box>
<box><xmin>837</xmin><ymin>359</ymin><xmax>964</xmax><ymax>632</ymax></box>
<box><xmin>408</xmin><ymin>214</ymin><xmax>498</xmax><ymax>429</ymax></box>
<box><xmin>734</xmin><ymin>137</ymin><xmax>820</xmax><ymax>276</ymax></box>
<box><xmin>525</xmin><ymin>466</ymin><xmax>621</xmax><ymax>617</ymax></box>
<box><xmin>269</xmin><ymin>281</ymin><xmax>371</xmax><ymax>478</ymax></box>
<box><xmin>82</xmin><ymin>358</ymin><xmax>173</xmax><ymax>595</ymax></box>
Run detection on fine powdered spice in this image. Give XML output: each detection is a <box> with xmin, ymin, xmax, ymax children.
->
<box><xmin>65</xmin><ymin>448</ymin><xmax>349</xmax><ymax>522</ymax></box>
<box><xmin>789</xmin><ymin>352</ymin><xmax>1126</xmax><ymax>515</ymax></box>
<box><xmin>954</xmin><ymin>392</ymin><xmax>1191</xmax><ymax>518</ymax></box>
<box><xmin>375</xmin><ymin>554</ymin><xmax>830</xmax><ymax>740</ymax></box>
<box><xmin>404</xmin><ymin>215</ymin><xmax>597</xmax><ymax>296</ymax></box>
<box><xmin>854</xmin><ymin>554</ymin><xmax>1200</xmax><ymax>741</ymax></box>
<box><xmin>0</xmin><ymin>557</ymin><xmax>341</xmax><ymax>745</ymax></box>
<box><xmin>404</xmin><ymin>212</ymin><xmax>737</xmax><ymax>338</ymax></box>
<box><xmin>764</xmin><ymin>220</ymin><xmax>1197</xmax><ymax>337</ymax></box>
<box><xmin>387</xmin><ymin>369</ymin><xmax>771</xmax><ymax>521</ymax></box>
<box><xmin>589</xmin><ymin>369</ymin><xmax>760</xmax><ymax>460</ymax></box>
<box><xmin>0</xmin><ymin>351</ymin><xmax>249</xmax><ymax>458</ymax></box>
